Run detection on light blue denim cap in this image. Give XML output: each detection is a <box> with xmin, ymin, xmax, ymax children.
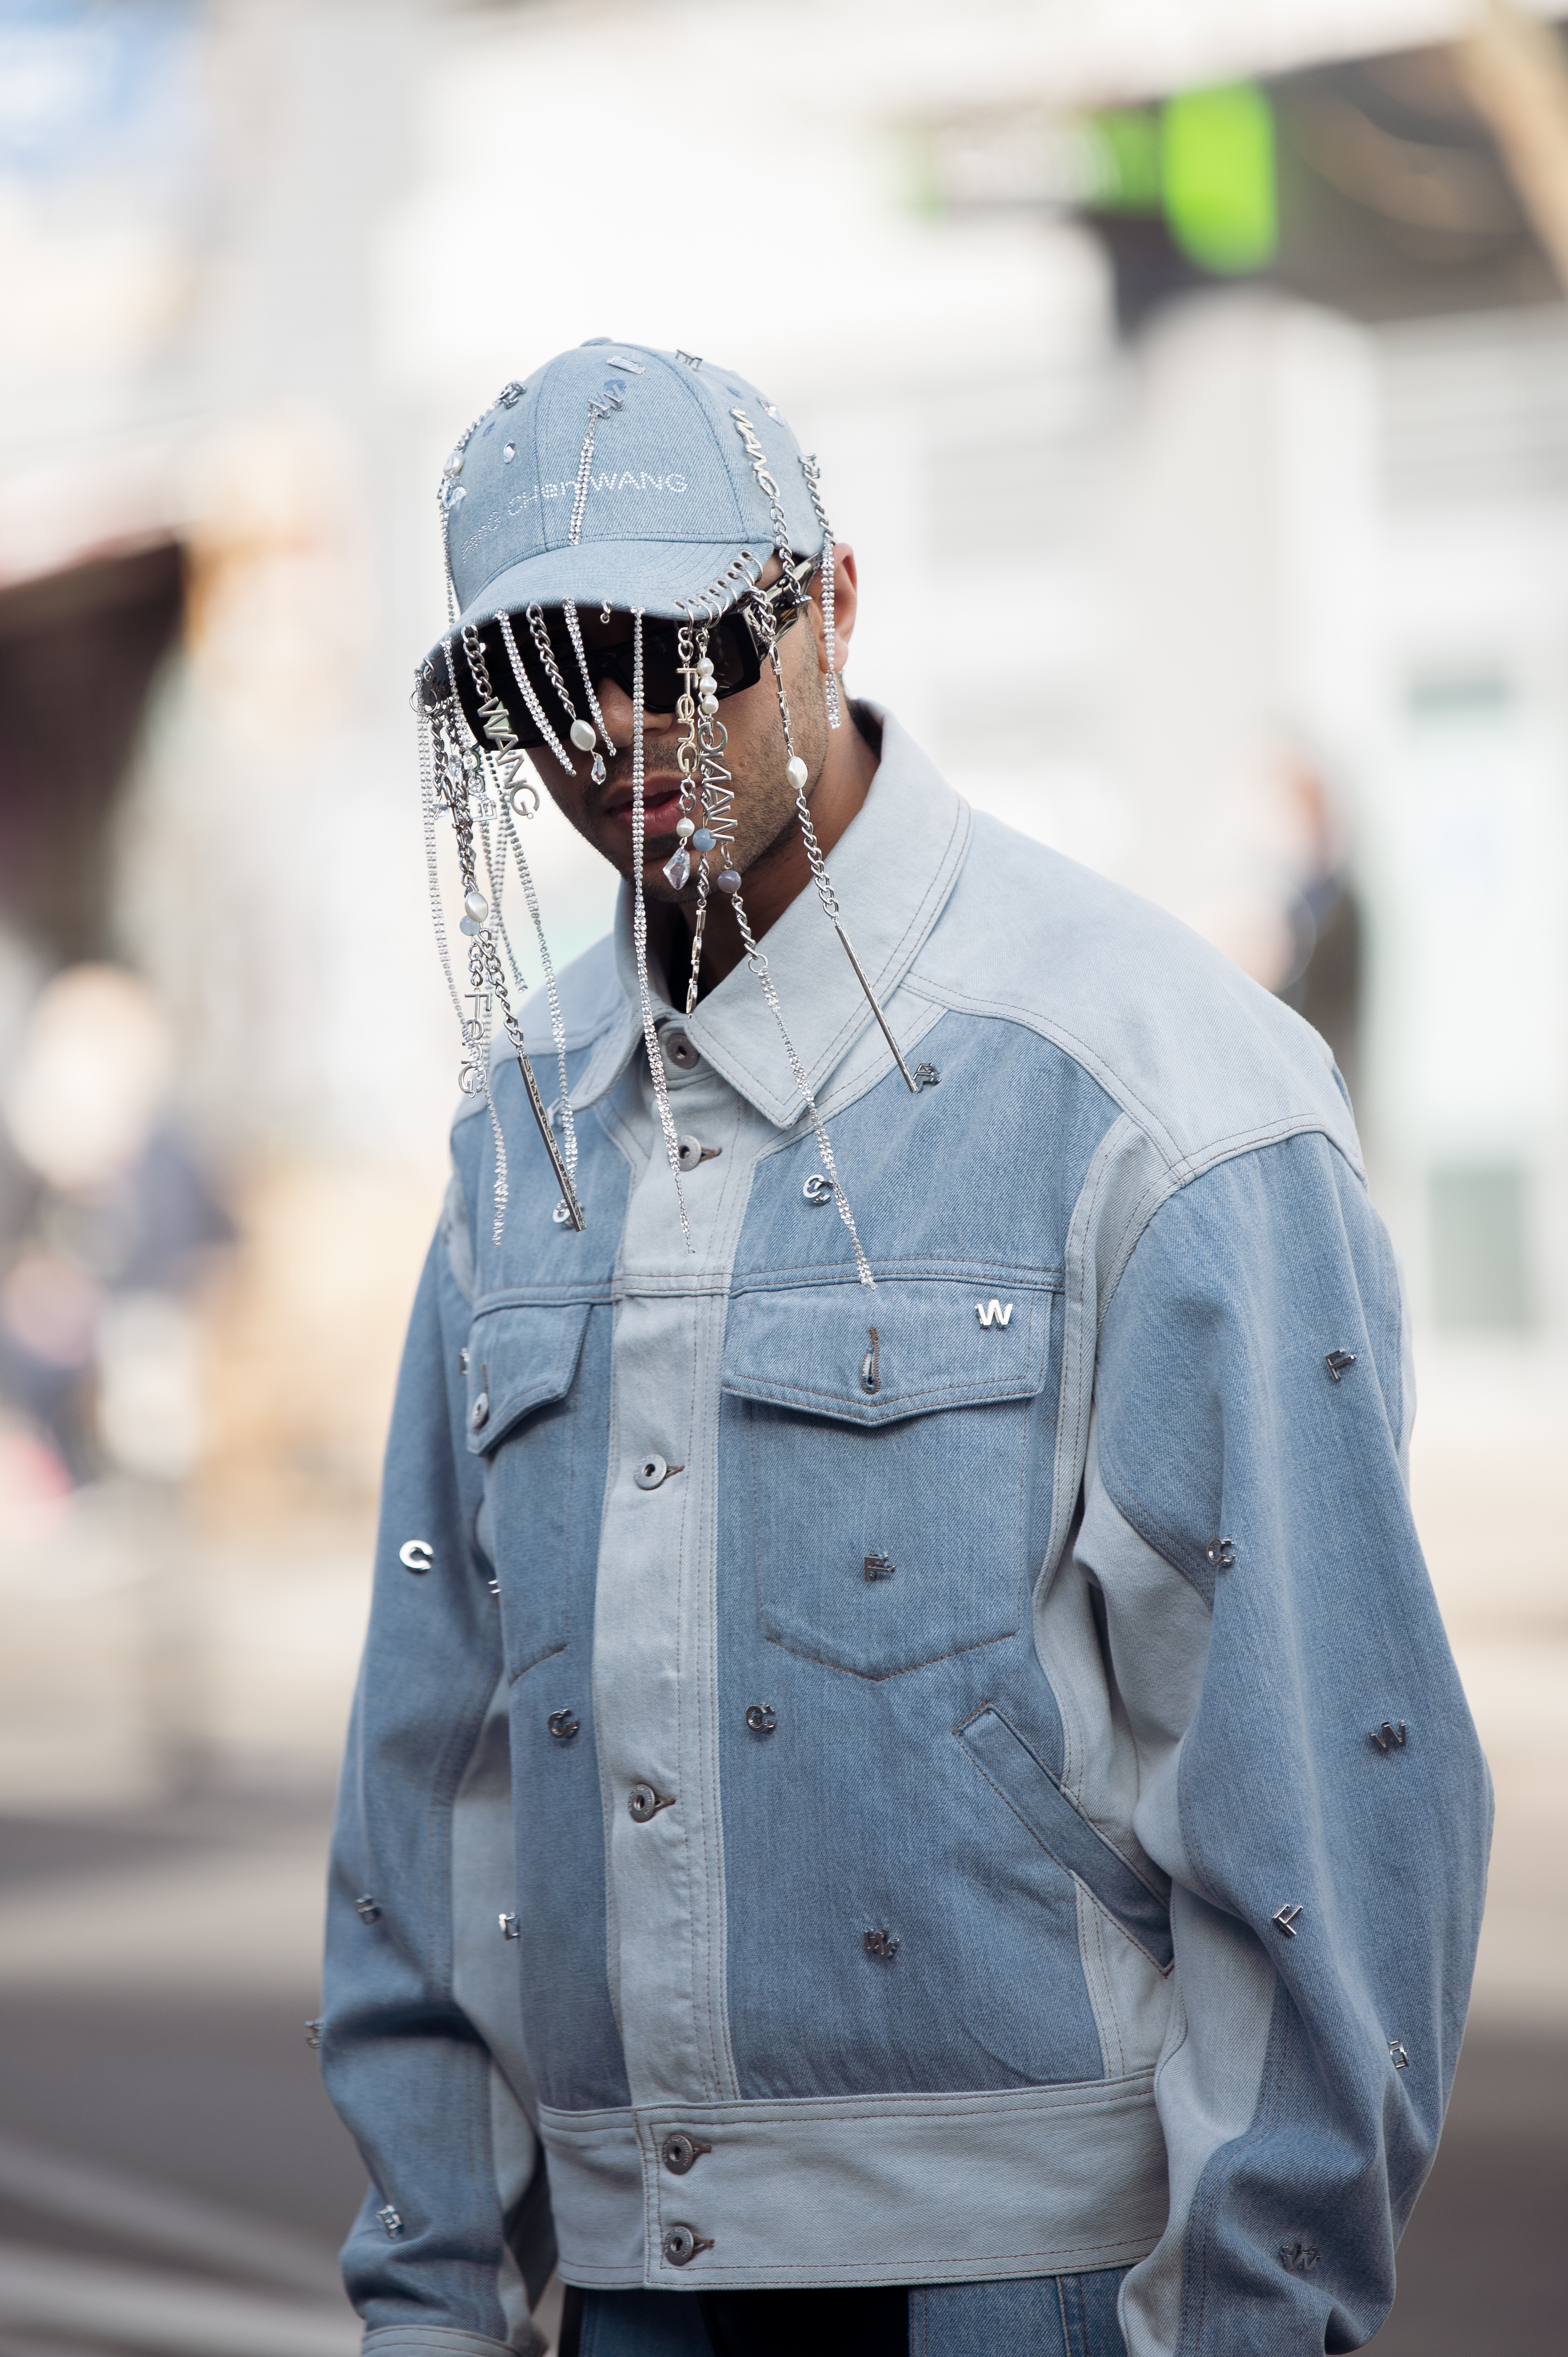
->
<box><xmin>439</xmin><ymin>339</ymin><xmax>824</xmax><ymax>642</ymax></box>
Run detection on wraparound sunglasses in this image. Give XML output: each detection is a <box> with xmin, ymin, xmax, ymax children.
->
<box><xmin>432</xmin><ymin>561</ymin><xmax>816</xmax><ymax>752</ymax></box>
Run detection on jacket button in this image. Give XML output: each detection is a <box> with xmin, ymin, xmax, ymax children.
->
<box><xmin>634</xmin><ymin>1452</ymin><xmax>684</xmax><ymax>1490</ymax></box>
<box><xmin>661</xmin><ymin>1029</ymin><xmax>701</xmax><ymax>1073</ymax></box>
<box><xmin>469</xmin><ymin>1392</ymin><xmax>490</xmax><ymax>1432</ymax></box>
<box><xmin>547</xmin><ymin>1709</ymin><xmax>580</xmax><ymax>1741</ymax></box>
<box><xmin>661</xmin><ymin>2224</ymin><xmax>713</xmax><ymax>2266</ymax></box>
<box><xmin>744</xmin><ymin>1704</ymin><xmax>777</xmax><ymax>1733</ymax></box>
<box><xmin>660</xmin><ymin>2131</ymin><xmax>712</xmax><ymax>2175</ymax></box>
<box><xmin>629</xmin><ymin>1783</ymin><xmax>676</xmax><ymax>1822</ymax></box>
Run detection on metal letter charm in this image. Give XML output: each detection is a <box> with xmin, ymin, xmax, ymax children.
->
<box><xmin>1272</xmin><ymin>1904</ymin><xmax>1304</xmax><ymax>1939</ymax></box>
<box><xmin>976</xmin><ymin>1300</ymin><xmax>1014</xmax><ymax>1328</ymax></box>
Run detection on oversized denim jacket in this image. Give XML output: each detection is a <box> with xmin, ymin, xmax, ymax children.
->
<box><xmin>324</xmin><ymin>708</ymin><xmax>1491</xmax><ymax>2357</ymax></box>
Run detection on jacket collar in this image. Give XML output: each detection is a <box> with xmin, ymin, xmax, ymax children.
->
<box><xmin>569</xmin><ymin>704</ymin><xmax>971</xmax><ymax>1127</ymax></box>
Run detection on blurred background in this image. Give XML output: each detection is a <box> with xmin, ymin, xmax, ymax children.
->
<box><xmin>0</xmin><ymin>0</ymin><xmax>1563</xmax><ymax>2351</ymax></box>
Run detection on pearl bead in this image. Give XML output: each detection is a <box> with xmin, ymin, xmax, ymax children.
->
<box><xmin>700</xmin><ymin>694</ymin><xmax>719</xmax><ymax>717</ymax></box>
<box><xmin>463</xmin><ymin>887</ymin><xmax>489</xmax><ymax>923</ymax></box>
<box><xmin>787</xmin><ymin>756</ymin><xmax>808</xmax><ymax>791</ymax></box>
<box><xmin>569</xmin><ymin>718</ymin><xmax>596</xmax><ymax>752</ymax></box>
<box><xmin>691</xmin><ymin>828</ymin><xmax>716</xmax><ymax>853</ymax></box>
<box><xmin>676</xmin><ymin>816</ymin><xmax>695</xmax><ymax>839</ymax></box>
<box><xmin>716</xmin><ymin>868</ymin><xmax>741</xmax><ymax>894</ymax></box>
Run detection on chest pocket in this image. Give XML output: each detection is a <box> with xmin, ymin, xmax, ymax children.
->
<box><xmin>720</xmin><ymin>1279</ymin><xmax>1058</xmax><ymax>1679</ymax></box>
<box><xmin>464</xmin><ymin>1297</ymin><xmax>596</xmax><ymax>1677</ymax></box>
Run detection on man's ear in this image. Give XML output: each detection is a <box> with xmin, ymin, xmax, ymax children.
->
<box><xmin>808</xmin><ymin>544</ymin><xmax>859</xmax><ymax>678</ymax></box>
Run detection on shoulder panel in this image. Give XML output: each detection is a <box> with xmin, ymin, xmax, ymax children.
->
<box><xmin>909</xmin><ymin>813</ymin><xmax>1361</xmax><ymax>1181</ymax></box>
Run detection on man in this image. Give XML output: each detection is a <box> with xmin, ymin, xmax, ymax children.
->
<box><xmin>321</xmin><ymin>342</ymin><xmax>1490</xmax><ymax>2357</ymax></box>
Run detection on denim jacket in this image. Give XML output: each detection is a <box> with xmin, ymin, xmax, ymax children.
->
<box><xmin>323</xmin><ymin>707</ymin><xmax>1491</xmax><ymax>2357</ymax></box>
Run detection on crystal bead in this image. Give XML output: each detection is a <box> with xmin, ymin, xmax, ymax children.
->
<box><xmin>691</xmin><ymin>828</ymin><xmax>716</xmax><ymax>852</ymax></box>
<box><xmin>591</xmin><ymin>753</ymin><xmax>606</xmax><ymax>784</ymax></box>
<box><xmin>570</xmin><ymin>719</ymin><xmax>596</xmax><ymax>752</ymax></box>
<box><xmin>716</xmin><ymin>868</ymin><xmax>741</xmax><ymax>894</ymax></box>
<box><xmin>503</xmin><ymin>442</ymin><xmax>515</xmax><ymax>462</ymax></box>
<box><xmin>663</xmin><ymin>847</ymin><xmax>691</xmax><ymax>890</ymax></box>
<box><xmin>463</xmin><ymin>887</ymin><xmax>489</xmax><ymax>922</ymax></box>
<box><xmin>787</xmin><ymin>756</ymin><xmax>808</xmax><ymax>790</ymax></box>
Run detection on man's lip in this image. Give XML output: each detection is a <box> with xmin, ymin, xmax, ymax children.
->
<box><xmin>602</xmin><ymin>776</ymin><xmax>682</xmax><ymax>818</ymax></box>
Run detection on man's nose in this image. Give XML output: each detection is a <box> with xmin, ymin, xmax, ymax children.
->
<box><xmin>594</xmin><ymin>673</ymin><xmax>676</xmax><ymax>742</ymax></box>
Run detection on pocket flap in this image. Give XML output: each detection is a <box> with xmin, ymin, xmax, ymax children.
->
<box><xmin>958</xmin><ymin>1704</ymin><xmax>1173</xmax><ymax>1970</ymax></box>
<box><xmin>721</xmin><ymin>1280</ymin><xmax>1053</xmax><ymax>1428</ymax></box>
<box><xmin>464</xmin><ymin>1299</ymin><xmax>593</xmax><ymax>1454</ymax></box>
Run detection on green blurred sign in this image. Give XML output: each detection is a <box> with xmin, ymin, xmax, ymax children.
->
<box><xmin>1085</xmin><ymin>83</ymin><xmax>1277</xmax><ymax>274</ymax></box>
<box><xmin>1161</xmin><ymin>84</ymin><xmax>1277</xmax><ymax>273</ymax></box>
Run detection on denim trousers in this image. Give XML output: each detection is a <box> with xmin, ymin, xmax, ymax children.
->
<box><xmin>561</xmin><ymin>2269</ymin><xmax>1129</xmax><ymax>2356</ymax></box>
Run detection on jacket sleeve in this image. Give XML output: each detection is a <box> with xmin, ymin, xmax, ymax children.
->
<box><xmin>320</xmin><ymin>1160</ymin><xmax>551</xmax><ymax>2357</ymax></box>
<box><xmin>1078</xmin><ymin>1129</ymin><xmax>1491</xmax><ymax>2357</ymax></box>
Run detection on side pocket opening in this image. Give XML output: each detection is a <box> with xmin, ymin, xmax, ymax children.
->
<box><xmin>956</xmin><ymin>1703</ymin><xmax>1173</xmax><ymax>1972</ymax></box>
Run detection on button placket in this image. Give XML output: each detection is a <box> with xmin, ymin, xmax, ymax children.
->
<box><xmin>594</xmin><ymin>1054</ymin><xmax>765</xmax><ymax>2114</ymax></box>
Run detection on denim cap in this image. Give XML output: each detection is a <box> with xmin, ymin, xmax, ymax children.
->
<box><xmin>436</xmin><ymin>340</ymin><xmax>823</xmax><ymax>649</ymax></box>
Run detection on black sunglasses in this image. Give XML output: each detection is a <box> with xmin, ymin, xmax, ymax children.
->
<box><xmin>429</xmin><ymin>561</ymin><xmax>816</xmax><ymax>753</ymax></box>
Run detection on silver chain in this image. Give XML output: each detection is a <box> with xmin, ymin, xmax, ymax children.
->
<box><xmin>498</xmin><ymin>792</ymin><xmax>579</xmax><ymax>1192</ymax></box>
<box><xmin>730</xmin><ymin>888</ymin><xmax>874</xmax><ymax>1289</ymax></box>
<box><xmin>562</xmin><ymin>600</ymin><xmax>616</xmax><ymax>758</ymax></box>
<box><xmin>768</xmin><ymin>641</ymin><xmax>840</xmax><ymax>924</ymax></box>
<box><xmin>526</xmin><ymin>603</ymin><xmax>580</xmax><ymax>727</ymax></box>
<box><xmin>630</xmin><ymin>612</ymin><xmax>692</xmax><ymax>1251</ymax></box>
<box><xmin>496</xmin><ymin>611</ymin><xmax>576</xmax><ymax>775</ymax></box>
<box><xmin>800</xmin><ymin>454</ymin><xmax>842</xmax><ymax>730</ymax></box>
<box><xmin>425</xmin><ymin>641</ymin><xmax>584</xmax><ymax>1236</ymax></box>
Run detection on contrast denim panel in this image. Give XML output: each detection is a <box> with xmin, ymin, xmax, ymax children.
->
<box><xmin>717</xmin><ymin>1036</ymin><xmax>1124</xmax><ymax>2099</ymax></box>
<box><xmin>498</xmin><ymin>1301</ymin><xmax>629</xmax><ymax>2112</ymax></box>
<box><xmin>1094</xmin><ymin>1136</ymin><xmax>1491</xmax><ymax>2353</ymax></box>
<box><xmin>324</xmin><ymin>1237</ymin><xmax>518</xmax><ymax>2342</ymax></box>
<box><xmin>729</xmin><ymin>1008</ymin><xmax>1120</xmax><ymax>1292</ymax></box>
